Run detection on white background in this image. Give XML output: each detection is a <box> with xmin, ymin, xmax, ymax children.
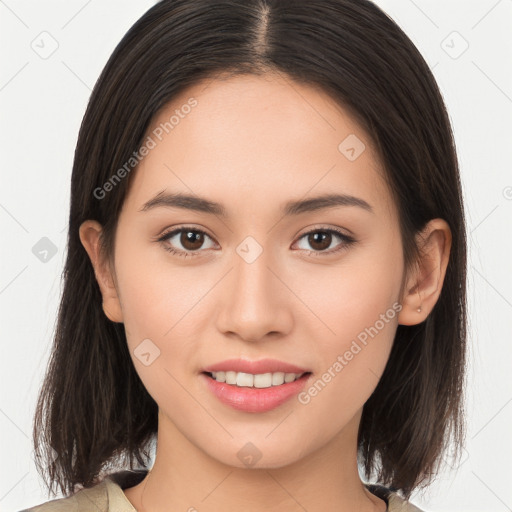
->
<box><xmin>1</xmin><ymin>1</ymin><xmax>511</xmax><ymax>511</ymax></box>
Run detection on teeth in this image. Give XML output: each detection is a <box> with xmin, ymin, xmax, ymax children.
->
<box><xmin>210</xmin><ymin>371</ymin><xmax>305</xmax><ymax>388</ymax></box>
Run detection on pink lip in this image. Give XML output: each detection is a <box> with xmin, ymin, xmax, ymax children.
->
<box><xmin>202</xmin><ymin>358</ymin><xmax>309</xmax><ymax>374</ymax></box>
<box><xmin>201</xmin><ymin>372</ymin><xmax>312</xmax><ymax>413</ymax></box>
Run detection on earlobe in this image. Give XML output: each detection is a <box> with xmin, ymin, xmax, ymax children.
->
<box><xmin>397</xmin><ymin>219</ymin><xmax>452</xmax><ymax>326</ymax></box>
<box><xmin>78</xmin><ymin>220</ymin><xmax>124</xmax><ymax>323</ymax></box>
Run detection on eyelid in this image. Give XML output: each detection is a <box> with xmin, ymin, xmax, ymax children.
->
<box><xmin>295</xmin><ymin>224</ymin><xmax>352</xmax><ymax>240</ymax></box>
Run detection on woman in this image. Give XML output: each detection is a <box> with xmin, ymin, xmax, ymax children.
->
<box><xmin>23</xmin><ymin>0</ymin><xmax>467</xmax><ymax>510</ymax></box>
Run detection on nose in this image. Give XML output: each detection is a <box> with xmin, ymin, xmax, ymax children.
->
<box><xmin>215</xmin><ymin>244</ymin><xmax>293</xmax><ymax>343</ymax></box>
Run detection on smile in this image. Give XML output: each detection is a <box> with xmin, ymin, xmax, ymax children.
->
<box><xmin>206</xmin><ymin>370</ymin><xmax>307</xmax><ymax>388</ymax></box>
<box><xmin>201</xmin><ymin>371</ymin><xmax>312</xmax><ymax>413</ymax></box>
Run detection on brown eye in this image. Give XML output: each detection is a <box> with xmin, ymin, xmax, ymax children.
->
<box><xmin>157</xmin><ymin>227</ymin><xmax>216</xmax><ymax>258</ymax></box>
<box><xmin>180</xmin><ymin>230</ymin><xmax>205</xmax><ymax>251</ymax></box>
<box><xmin>306</xmin><ymin>231</ymin><xmax>332</xmax><ymax>251</ymax></box>
<box><xmin>295</xmin><ymin>228</ymin><xmax>356</xmax><ymax>256</ymax></box>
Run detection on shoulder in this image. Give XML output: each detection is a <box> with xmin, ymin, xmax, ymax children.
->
<box><xmin>387</xmin><ymin>492</ymin><xmax>425</xmax><ymax>512</ymax></box>
<box><xmin>366</xmin><ymin>483</ymin><xmax>425</xmax><ymax>512</ymax></box>
<box><xmin>18</xmin><ymin>479</ymin><xmax>109</xmax><ymax>512</ymax></box>
<box><xmin>19</xmin><ymin>471</ymin><xmax>145</xmax><ymax>512</ymax></box>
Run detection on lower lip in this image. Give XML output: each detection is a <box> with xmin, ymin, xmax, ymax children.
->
<box><xmin>201</xmin><ymin>372</ymin><xmax>311</xmax><ymax>413</ymax></box>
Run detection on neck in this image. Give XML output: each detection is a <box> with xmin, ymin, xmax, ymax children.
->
<box><xmin>123</xmin><ymin>409</ymin><xmax>386</xmax><ymax>512</ymax></box>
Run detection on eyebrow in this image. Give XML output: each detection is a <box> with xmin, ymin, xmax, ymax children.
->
<box><xmin>139</xmin><ymin>190</ymin><xmax>374</xmax><ymax>217</ymax></box>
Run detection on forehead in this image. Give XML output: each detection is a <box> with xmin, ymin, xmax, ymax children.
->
<box><xmin>123</xmin><ymin>73</ymin><xmax>396</xmax><ymax>223</ymax></box>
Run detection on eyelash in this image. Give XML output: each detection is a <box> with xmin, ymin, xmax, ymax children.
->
<box><xmin>156</xmin><ymin>226</ymin><xmax>356</xmax><ymax>259</ymax></box>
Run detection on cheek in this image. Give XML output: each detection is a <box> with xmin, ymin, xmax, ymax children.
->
<box><xmin>298</xmin><ymin>242</ymin><xmax>401</xmax><ymax>344</ymax></box>
<box><xmin>115</xmin><ymin>237</ymin><xmax>211</xmax><ymax>338</ymax></box>
<box><xmin>113</xmin><ymin>246</ymin><xmax>211</xmax><ymax>410</ymax></box>
<box><xmin>298</xmin><ymin>237</ymin><xmax>402</xmax><ymax>400</ymax></box>
<box><xmin>296</xmin><ymin>280</ymin><xmax>399</xmax><ymax>431</ymax></box>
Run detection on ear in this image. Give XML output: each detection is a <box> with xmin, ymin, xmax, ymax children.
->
<box><xmin>79</xmin><ymin>220</ymin><xmax>124</xmax><ymax>323</ymax></box>
<box><xmin>397</xmin><ymin>218</ymin><xmax>452</xmax><ymax>326</ymax></box>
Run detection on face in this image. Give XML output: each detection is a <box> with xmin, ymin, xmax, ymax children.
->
<box><xmin>90</xmin><ymin>73</ymin><xmax>408</xmax><ymax>468</ymax></box>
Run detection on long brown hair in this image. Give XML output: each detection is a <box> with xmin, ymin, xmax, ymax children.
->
<box><xmin>33</xmin><ymin>0</ymin><xmax>467</xmax><ymax>501</ymax></box>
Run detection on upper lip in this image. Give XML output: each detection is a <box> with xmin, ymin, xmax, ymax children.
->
<box><xmin>202</xmin><ymin>358</ymin><xmax>310</xmax><ymax>375</ymax></box>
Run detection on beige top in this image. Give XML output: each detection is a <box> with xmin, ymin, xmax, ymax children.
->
<box><xmin>20</xmin><ymin>470</ymin><xmax>425</xmax><ymax>511</ymax></box>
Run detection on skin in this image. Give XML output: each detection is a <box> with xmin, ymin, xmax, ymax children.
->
<box><xmin>80</xmin><ymin>72</ymin><xmax>451</xmax><ymax>512</ymax></box>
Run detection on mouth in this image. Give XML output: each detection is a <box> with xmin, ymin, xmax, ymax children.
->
<box><xmin>202</xmin><ymin>370</ymin><xmax>312</xmax><ymax>388</ymax></box>
<box><xmin>201</xmin><ymin>370</ymin><xmax>313</xmax><ymax>413</ymax></box>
